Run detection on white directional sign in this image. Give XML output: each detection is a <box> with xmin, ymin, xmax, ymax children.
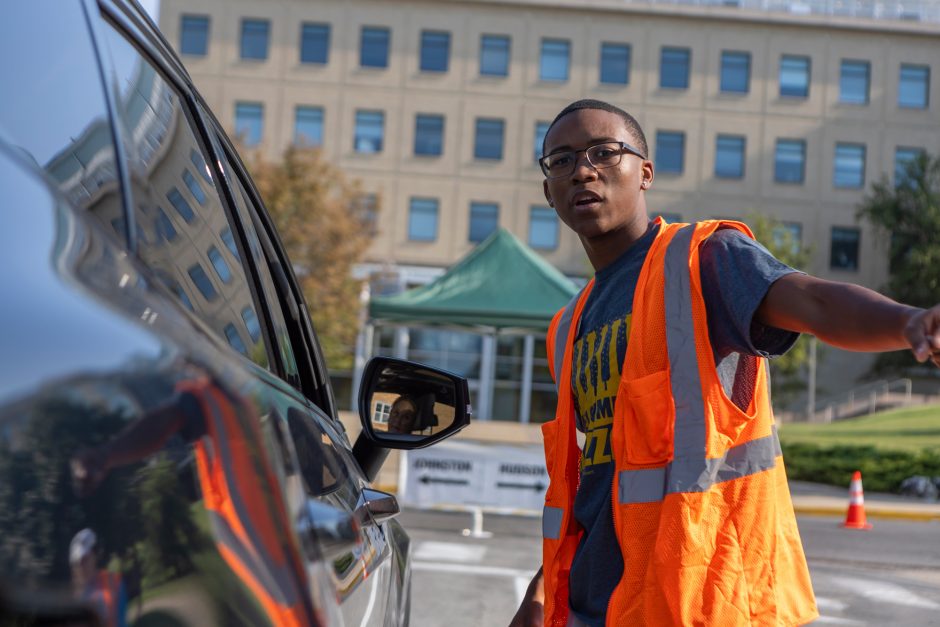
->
<box><xmin>399</xmin><ymin>440</ymin><xmax>548</xmax><ymax>512</ymax></box>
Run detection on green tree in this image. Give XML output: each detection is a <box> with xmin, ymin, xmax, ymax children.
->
<box><xmin>245</xmin><ymin>145</ymin><xmax>378</xmax><ymax>370</ymax></box>
<box><xmin>857</xmin><ymin>152</ymin><xmax>940</xmax><ymax>374</ymax></box>
<box><xmin>745</xmin><ymin>212</ymin><xmax>817</xmax><ymax>407</ymax></box>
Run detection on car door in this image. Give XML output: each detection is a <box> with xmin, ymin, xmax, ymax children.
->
<box><xmin>204</xmin><ymin>130</ymin><xmax>401</xmax><ymax>626</ymax></box>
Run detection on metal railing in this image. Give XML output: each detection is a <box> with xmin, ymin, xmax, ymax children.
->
<box><xmin>810</xmin><ymin>378</ymin><xmax>913</xmax><ymax>422</ymax></box>
<box><xmin>637</xmin><ymin>0</ymin><xmax>940</xmax><ymax>24</ymax></box>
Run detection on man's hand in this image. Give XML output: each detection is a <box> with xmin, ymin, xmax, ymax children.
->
<box><xmin>509</xmin><ymin>567</ymin><xmax>544</xmax><ymax>627</ymax></box>
<box><xmin>903</xmin><ymin>304</ymin><xmax>940</xmax><ymax>367</ymax></box>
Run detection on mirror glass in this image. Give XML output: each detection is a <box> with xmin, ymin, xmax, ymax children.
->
<box><xmin>366</xmin><ymin>363</ymin><xmax>457</xmax><ymax>440</ymax></box>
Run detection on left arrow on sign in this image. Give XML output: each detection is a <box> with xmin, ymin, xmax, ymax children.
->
<box><xmin>419</xmin><ymin>476</ymin><xmax>470</xmax><ymax>486</ymax></box>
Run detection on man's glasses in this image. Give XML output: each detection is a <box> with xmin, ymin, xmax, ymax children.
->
<box><xmin>539</xmin><ymin>141</ymin><xmax>647</xmax><ymax>179</ymax></box>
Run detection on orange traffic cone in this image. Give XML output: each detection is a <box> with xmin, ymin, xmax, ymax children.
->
<box><xmin>842</xmin><ymin>470</ymin><xmax>872</xmax><ymax>530</ymax></box>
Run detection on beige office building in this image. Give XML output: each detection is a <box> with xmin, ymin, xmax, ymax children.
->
<box><xmin>159</xmin><ymin>0</ymin><xmax>940</xmax><ymax>408</ymax></box>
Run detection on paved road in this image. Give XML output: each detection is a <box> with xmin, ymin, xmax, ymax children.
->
<box><xmin>400</xmin><ymin>509</ymin><xmax>940</xmax><ymax>626</ymax></box>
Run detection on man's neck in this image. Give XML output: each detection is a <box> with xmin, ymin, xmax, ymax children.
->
<box><xmin>582</xmin><ymin>216</ymin><xmax>651</xmax><ymax>272</ymax></box>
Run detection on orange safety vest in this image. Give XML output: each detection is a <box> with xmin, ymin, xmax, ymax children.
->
<box><xmin>93</xmin><ymin>570</ymin><xmax>121</xmax><ymax>626</ymax></box>
<box><xmin>542</xmin><ymin>220</ymin><xmax>818</xmax><ymax>626</ymax></box>
<box><xmin>177</xmin><ymin>379</ymin><xmax>313</xmax><ymax>627</ymax></box>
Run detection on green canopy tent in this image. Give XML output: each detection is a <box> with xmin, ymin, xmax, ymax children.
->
<box><xmin>354</xmin><ymin>228</ymin><xmax>579</xmax><ymax>421</ymax></box>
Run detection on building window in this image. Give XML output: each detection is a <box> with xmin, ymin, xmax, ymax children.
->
<box><xmin>600</xmin><ymin>43</ymin><xmax>630</xmax><ymax>85</ymax></box>
<box><xmin>414</xmin><ymin>114</ymin><xmax>444</xmax><ymax>156</ymax></box>
<box><xmin>241</xmin><ymin>307</ymin><xmax>261</xmax><ymax>343</ymax></box>
<box><xmin>224</xmin><ymin>323</ymin><xmax>248</xmax><ymax>355</ymax></box>
<box><xmin>182</xmin><ymin>168</ymin><xmax>207</xmax><ymax>206</ymax></box>
<box><xmin>240</xmin><ymin>19</ymin><xmax>270</xmax><ymax>61</ymax></box>
<box><xmin>354</xmin><ymin>110</ymin><xmax>384</xmax><ymax>153</ymax></box>
<box><xmin>234</xmin><ymin>102</ymin><xmax>263</xmax><ymax>146</ymax></box>
<box><xmin>353</xmin><ymin>193</ymin><xmax>379</xmax><ymax>236</ymax></box>
<box><xmin>294</xmin><ymin>106</ymin><xmax>323</xmax><ymax>146</ymax></box>
<box><xmin>833</xmin><ymin>143</ymin><xmax>866</xmax><ymax>189</ymax></box>
<box><xmin>408</xmin><ymin>197</ymin><xmax>439</xmax><ymax>241</ymax></box>
<box><xmin>156</xmin><ymin>208</ymin><xmax>177</xmax><ymax>242</ymax></box>
<box><xmin>715</xmin><ymin>135</ymin><xmax>745</xmax><ymax>179</ymax></box>
<box><xmin>840</xmin><ymin>60</ymin><xmax>870</xmax><ymax>104</ymax></box>
<box><xmin>774</xmin><ymin>139</ymin><xmax>806</xmax><ymax>184</ymax></box>
<box><xmin>469</xmin><ymin>202</ymin><xmax>499</xmax><ymax>243</ymax></box>
<box><xmin>780</xmin><ymin>55</ymin><xmax>810</xmax><ymax>98</ymax></box>
<box><xmin>899</xmin><ymin>64</ymin><xmax>929</xmax><ymax>109</ymax></box>
<box><xmin>207</xmin><ymin>245</ymin><xmax>232</xmax><ymax>284</ymax></box>
<box><xmin>655</xmin><ymin>131</ymin><xmax>685</xmax><ymax>174</ymax></box>
<box><xmin>180</xmin><ymin>15</ymin><xmax>209</xmax><ymax>56</ymax></box>
<box><xmin>373</xmin><ymin>401</ymin><xmax>392</xmax><ymax>424</ymax></box>
<box><xmin>360</xmin><ymin>26</ymin><xmax>390</xmax><ymax>68</ymax></box>
<box><xmin>420</xmin><ymin>30</ymin><xmax>450</xmax><ymax>72</ymax></box>
<box><xmin>167</xmin><ymin>187</ymin><xmax>195</xmax><ymax>223</ymax></box>
<box><xmin>660</xmin><ymin>47</ymin><xmax>690</xmax><ymax>89</ymax></box>
<box><xmin>895</xmin><ymin>146</ymin><xmax>924</xmax><ymax>186</ymax></box>
<box><xmin>480</xmin><ymin>34</ymin><xmax>510</xmax><ymax>76</ymax></box>
<box><xmin>720</xmin><ymin>51</ymin><xmax>750</xmax><ymax>94</ymax></box>
<box><xmin>221</xmin><ymin>227</ymin><xmax>240</xmax><ymax>261</ymax></box>
<box><xmin>540</xmin><ymin>39</ymin><xmax>570</xmax><ymax>82</ymax></box>
<box><xmin>529</xmin><ymin>206</ymin><xmax>558</xmax><ymax>250</ymax></box>
<box><xmin>188</xmin><ymin>263</ymin><xmax>218</xmax><ymax>301</ymax></box>
<box><xmin>830</xmin><ymin>227</ymin><xmax>860</xmax><ymax>271</ymax></box>
<box><xmin>191</xmin><ymin>149</ymin><xmax>212</xmax><ymax>183</ymax></box>
<box><xmin>300</xmin><ymin>23</ymin><xmax>330</xmax><ymax>64</ymax></box>
<box><xmin>534</xmin><ymin>121</ymin><xmax>550</xmax><ymax>162</ymax></box>
<box><xmin>474</xmin><ymin>118</ymin><xmax>504</xmax><ymax>160</ymax></box>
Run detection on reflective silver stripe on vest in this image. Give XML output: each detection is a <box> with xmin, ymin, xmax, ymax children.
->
<box><xmin>543</xmin><ymin>505</ymin><xmax>564</xmax><ymax>539</ymax></box>
<box><xmin>552</xmin><ymin>292</ymin><xmax>582</xmax><ymax>392</ymax></box>
<box><xmin>618</xmin><ymin>427</ymin><xmax>782</xmax><ymax>503</ymax></box>
<box><xmin>617</xmin><ymin>224</ymin><xmax>780</xmax><ymax>504</ymax></box>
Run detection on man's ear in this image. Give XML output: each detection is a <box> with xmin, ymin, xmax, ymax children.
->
<box><xmin>640</xmin><ymin>160</ymin><xmax>654</xmax><ymax>190</ymax></box>
<box><xmin>543</xmin><ymin>179</ymin><xmax>554</xmax><ymax>207</ymax></box>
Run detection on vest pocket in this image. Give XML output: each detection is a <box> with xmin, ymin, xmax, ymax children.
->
<box><xmin>620</xmin><ymin>369</ymin><xmax>676</xmax><ymax>465</ymax></box>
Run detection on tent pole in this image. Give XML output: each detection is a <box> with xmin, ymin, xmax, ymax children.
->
<box><xmin>478</xmin><ymin>333</ymin><xmax>496</xmax><ymax>420</ymax></box>
<box><xmin>519</xmin><ymin>334</ymin><xmax>534</xmax><ymax>423</ymax></box>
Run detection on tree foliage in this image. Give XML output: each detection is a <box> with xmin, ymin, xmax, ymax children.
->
<box><xmin>745</xmin><ymin>212</ymin><xmax>817</xmax><ymax>406</ymax></box>
<box><xmin>246</xmin><ymin>145</ymin><xmax>377</xmax><ymax>370</ymax></box>
<box><xmin>857</xmin><ymin>152</ymin><xmax>940</xmax><ymax>374</ymax></box>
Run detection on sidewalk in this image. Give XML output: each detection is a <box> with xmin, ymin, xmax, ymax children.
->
<box><xmin>790</xmin><ymin>480</ymin><xmax>940</xmax><ymax>521</ymax></box>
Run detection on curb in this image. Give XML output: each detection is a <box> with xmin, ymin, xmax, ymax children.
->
<box><xmin>792</xmin><ymin>504</ymin><xmax>940</xmax><ymax>522</ymax></box>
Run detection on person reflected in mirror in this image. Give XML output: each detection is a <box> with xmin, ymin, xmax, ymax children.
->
<box><xmin>387</xmin><ymin>395</ymin><xmax>419</xmax><ymax>434</ymax></box>
<box><xmin>69</xmin><ymin>528</ymin><xmax>128</xmax><ymax>627</ymax></box>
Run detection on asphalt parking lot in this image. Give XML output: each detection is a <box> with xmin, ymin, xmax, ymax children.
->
<box><xmin>400</xmin><ymin>508</ymin><xmax>940</xmax><ymax>626</ymax></box>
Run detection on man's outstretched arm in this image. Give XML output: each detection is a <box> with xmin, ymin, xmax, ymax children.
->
<box><xmin>757</xmin><ymin>273</ymin><xmax>940</xmax><ymax>365</ymax></box>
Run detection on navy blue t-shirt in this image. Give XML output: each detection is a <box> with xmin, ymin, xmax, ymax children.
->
<box><xmin>567</xmin><ymin>222</ymin><xmax>799</xmax><ymax>626</ymax></box>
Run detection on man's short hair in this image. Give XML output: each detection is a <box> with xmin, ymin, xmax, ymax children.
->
<box><xmin>542</xmin><ymin>99</ymin><xmax>648</xmax><ymax>159</ymax></box>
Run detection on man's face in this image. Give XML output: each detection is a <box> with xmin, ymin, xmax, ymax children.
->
<box><xmin>542</xmin><ymin>109</ymin><xmax>653</xmax><ymax>243</ymax></box>
<box><xmin>388</xmin><ymin>399</ymin><xmax>417</xmax><ymax>433</ymax></box>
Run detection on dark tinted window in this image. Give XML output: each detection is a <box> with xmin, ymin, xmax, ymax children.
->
<box><xmin>660</xmin><ymin>47</ymin><xmax>690</xmax><ymax>89</ymax></box>
<box><xmin>240</xmin><ymin>19</ymin><xmax>270</xmax><ymax>61</ymax></box>
<box><xmin>414</xmin><ymin>114</ymin><xmax>444</xmax><ymax>156</ymax></box>
<box><xmin>360</xmin><ymin>27</ymin><xmax>390</xmax><ymax>68</ymax></box>
<box><xmin>480</xmin><ymin>35</ymin><xmax>509</xmax><ymax>76</ymax></box>
<box><xmin>0</xmin><ymin>2</ymin><xmax>121</xmax><ymax>239</ymax></box>
<box><xmin>600</xmin><ymin>43</ymin><xmax>630</xmax><ymax>85</ymax></box>
<box><xmin>98</xmin><ymin>20</ymin><xmax>272</xmax><ymax>370</ymax></box>
<box><xmin>300</xmin><ymin>22</ymin><xmax>330</xmax><ymax>64</ymax></box>
<box><xmin>720</xmin><ymin>51</ymin><xmax>750</xmax><ymax>93</ymax></box>
<box><xmin>180</xmin><ymin>15</ymin><xmax>209</xmax><ymax>56</ymax></box>
<box><xmin>420</xmin><ymin>30</ymin><xmax>450</xmax><ymax>72</ymax></box>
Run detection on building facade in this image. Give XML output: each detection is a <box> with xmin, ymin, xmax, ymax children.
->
<box><xmin>159</xmin><ymin>0</ymin><xmax>940</xmax><ymax>413</ymax></box>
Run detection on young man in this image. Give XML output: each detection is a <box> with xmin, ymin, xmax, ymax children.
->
<box><xmin>510</xmin><ymin>99</ymin><xmax>940</xmax><ymax>627</ymax></box>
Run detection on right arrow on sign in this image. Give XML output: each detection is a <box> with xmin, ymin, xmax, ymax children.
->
<box><xmin>496</xmin><ymin>481</ymin><xmax>546</xmax><ymax>491</ymax></box>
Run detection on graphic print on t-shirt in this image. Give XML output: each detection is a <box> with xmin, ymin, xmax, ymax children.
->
<box><xmin>571</xmin><ymin>313</ymin><xmax>631</xmax><ymax>475</ymax></box>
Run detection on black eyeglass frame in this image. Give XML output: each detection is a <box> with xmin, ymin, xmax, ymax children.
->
<box><xmin>539</xmin><ymin>140</ymin><xmax>648</xmax><ymax>179</ymax></box>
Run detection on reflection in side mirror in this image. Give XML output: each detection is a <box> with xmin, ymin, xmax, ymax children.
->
<box><xmin>358</xmin><ymin>357</ymin><xmax>471</xmax><ymax>449</ymax></box>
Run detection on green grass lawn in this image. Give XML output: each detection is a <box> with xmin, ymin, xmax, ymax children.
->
<box><xmin>779</xmin><ymin>404</ymin><xmax>940</xmax><ymax>452</ymax></box>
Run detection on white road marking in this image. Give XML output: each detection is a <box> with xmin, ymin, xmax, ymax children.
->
<box><xmin>815</xmin><ymin>596</ymin><xmax>849</xmax><ymax>612</ymax></box>
<box><xmin>514</xmin><ymin>576</ymin><xmax>530</xmax><ymax>608</ymax></box>
<box><xmin>413</xmin><ymin>561</ymin><xmax>536</xmax><ymax>580</ymax></box>
<box><xmin>813</xmin><ymin>617</ymin><xmax>865</xmax><ymax>625</ymax></box>
<box><xmin>830</xmin><ymin>576</ymin><xmax>940</xmax><ymax>610</ymax></box>
<box><xmin>413</xmin><ymin>541</ymin><xmax>487</xmax><ymax>563</ymax></box>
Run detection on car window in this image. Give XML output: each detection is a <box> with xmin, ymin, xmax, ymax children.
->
<box><xmin>96</xmin><ymin>20</ymin><xmax>274</xmax><ymax>370</ymax></box>
<box><xmin>209</xmin><ymin>138</ymin><xmax>301</xmax><ymax>386</ymax></box>
<box><xmin>0</xmin><ymin>3</ymin><xmax>122</xmax><ymax>240</ymax></box>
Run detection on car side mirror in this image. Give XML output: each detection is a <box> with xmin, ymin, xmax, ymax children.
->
<box><xmin>358</xmin><ymin>357</ymin><xmax>471</xmax><ymax>449</ymax></box>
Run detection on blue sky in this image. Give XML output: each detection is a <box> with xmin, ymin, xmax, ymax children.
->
<box><xmin>139</xmin><ymin>0</ymin><xmax>159</xmax><ymax>20</ymax></box>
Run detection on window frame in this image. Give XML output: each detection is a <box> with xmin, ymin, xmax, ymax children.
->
<box><xmin>528</xmin><ymin>206</ymin><xmax>559</xmax><ymax>250</ymax></box>
<box><xmin>539</xmin><ymin>38</ymin><xmax>570</xmax><ymax>82</ymax></box>
<box><xmin>180</xmin><ymin>14</ymin><xmax>209</xmax><ymax>56</ymax></box>
<box><xmin>480</xmin><ymin>34</ymin><xmax>510</xmax><ymax>77</ymax></box>
<box><xmin>655</xmin><ymin>130</ymin><xmax>685</xmax><ymax>174</ymax></box>
<box><xmin>714</xmin><ymin>134</ymin><xmax>745</xmax><ymax>179</ymax></box>
<box><xmin>414</xmin><ymin>113</ymin><xmax>444</xmax><ymax>156</ymax></box>
<box><xmin>779</xmin><ymin>55</ymin><xmax>811</xmax><ymax>98</ymax></box>
<box><xmin>474</xmin><ymin>117</ymin><xmax>505</xmax><ymax>161</ymax></box>
<box><xmin>408</xmin><ymin>197</ymin><xmax>440</xmax><ymax>242</ymax></box>
<box><xmin>839</xmin><ymin>59</ymin><xmax>871</xmax><ymax>105</ymax></box>
<box><xmin>419</xmin><ymin>30</ymin><xmax>450</xmax><ymax>73</ymax></box>
<box><xmin>599</xmin><ymin>42</ymin><xmax>630</xmax><ymax>85</ymax></box>
<box><xmin>360</xmin><ymin>26</ymin><xmax>390</xmax><ymax>68</ymax></box>
<box><xmin>833</xmin><ymin>142</ymin><xmax>866</xmax><ymax>189</ymax></box>
<box><xmin>239</xmin><ymin>18</ymin><xmax>270</xmax><ymax>61</ymax></box>
<box><xmin>898</xmin><ymin>64</ymin><xmax>929</xmax><ymax>109</ymax></box>
<box><xmin>660</xmin><ymin>47</ymin><xmax>691</xmax><ymax>89</ymax></box>
<box><xmin>468</xmin><ymin>202</ymin><xmax>499</xmax><ymax>243</ymax></box>
<box><xmin>774</xmin><ymin>138</ymin><xmax>806</xmax><ymax>184</ymax></box>
<box><xmin>300</xmin><ymin>22</ymin><xmax>330</xmax><ymax>65</ymax></box>
<box><xmin>720</xmin><ymin>50</ymin><xmax>750</xmax><ymax>94</ymax></box>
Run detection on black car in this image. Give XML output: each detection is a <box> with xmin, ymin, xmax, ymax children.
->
<box><xmin>0</xmin><ymin>1</ymin><xmax>470</xmax><ymax>625</ymax></box>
